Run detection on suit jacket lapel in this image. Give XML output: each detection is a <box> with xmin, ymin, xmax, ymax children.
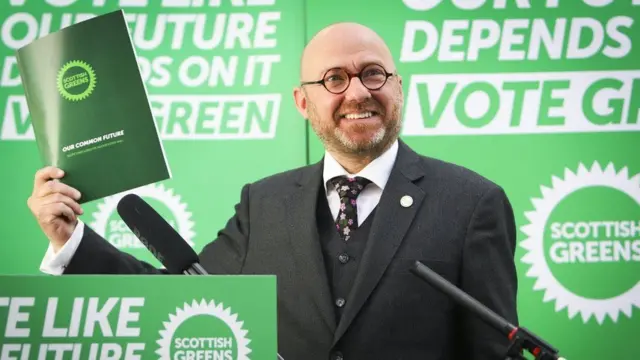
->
<box><xmin>333</xmin><ymin>141</ymin><xmax>426</xmax><ymax>345</ymax></box>
<box><xmin>284</xmin><ymin>160</ymin><xmax>337</xmax><ymax>333</ymax></box>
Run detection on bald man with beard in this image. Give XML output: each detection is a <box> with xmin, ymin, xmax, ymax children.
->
<box><xmin>31</xmin><ymin>23</ymin><xmax>519</xmax><ymax>359</ymax></box>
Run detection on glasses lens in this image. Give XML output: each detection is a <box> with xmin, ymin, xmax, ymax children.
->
<box><xmin>323</xmin><ymin>69</ymin><xmax>349</xmax><ymax>93</ymax></box>
<box><xmin>361</xmin><ymin>64</ymin><xmax>387</xmax><ymax>90</ymax></box>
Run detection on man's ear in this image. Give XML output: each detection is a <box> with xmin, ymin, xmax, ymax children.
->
<box><xmin>293</xmin><ymin>86</ymin><xmax>308</xmax><ymax>119</ymax></box>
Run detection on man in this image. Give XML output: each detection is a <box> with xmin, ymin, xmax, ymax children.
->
<box><xmin>29</xmin><ymin>23</ymin><xmax>518</xmax><ymax>359</ymax></box>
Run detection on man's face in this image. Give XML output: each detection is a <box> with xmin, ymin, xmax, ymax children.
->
<box><xmin>295</xmin><ymin>28</ymin><xmax>403</xmax><ymax>156</ymax></box>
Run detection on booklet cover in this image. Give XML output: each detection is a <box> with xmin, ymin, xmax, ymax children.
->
<box><xmin>16</xmin><ymin>9</ymin><xmax>171</xmax><ymax>203</ymax></box>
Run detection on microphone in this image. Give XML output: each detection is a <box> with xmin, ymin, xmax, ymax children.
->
<box><xmin>410</xmin><ymin>261</ymin><xmax>565</xmax><ymax>360</ymax></box>
<box><xmin>116</xmin><ymin>193</ymin><xmax>208</xmax><ymax>275</ymax></box>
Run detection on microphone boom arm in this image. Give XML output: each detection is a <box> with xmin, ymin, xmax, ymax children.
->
<box><xmin>410</xmin><ymin>261</ymin><xmax>564</xmax><ymax>360</ymax></box>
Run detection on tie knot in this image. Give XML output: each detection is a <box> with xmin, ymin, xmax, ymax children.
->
<box><xmin>330</xmin><ymin>176</ymin><xmax>371</xmax><ymax>199</ymax></box>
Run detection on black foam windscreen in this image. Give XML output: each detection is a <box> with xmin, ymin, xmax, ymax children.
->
<box><xmin>116</xmin><ymin>193</ymin><xmax>198</xmax><ymax>274</ymax></box>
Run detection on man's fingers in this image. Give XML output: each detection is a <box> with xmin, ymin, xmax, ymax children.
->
<box><xmin>58</xmin><ymin>203</ymin><xmax>76</xmax><ymax>222</ymax></box>
<box><xmin>34</xmin><ymin>166</ymin><xmax>64</xmax><ymax>189</ymax></box>
<box><xmin>42</xmin><ymin>202</ymin><xmax>76</xmax><ymax>223</ymax></box>
<box><xmin>37</xmin><ymin>179</ymin><xmax>81</xmax><ymax>200</ymax></box>
<box><xmin>40</xmin><ymin>193</ymin><xmax>83</xmax><ymax>215</ymax></box>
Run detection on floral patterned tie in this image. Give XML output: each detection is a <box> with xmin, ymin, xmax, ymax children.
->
<box><xmin>329</xmin><ymin>176</ymin><xmax>371</xmax><ymax>241</ymax></box>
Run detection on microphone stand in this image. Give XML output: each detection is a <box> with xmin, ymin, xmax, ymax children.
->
<box><xmin>182</xmin><ymin>262</ymin><xmax>208</xmax><ymax>275</ymax></box>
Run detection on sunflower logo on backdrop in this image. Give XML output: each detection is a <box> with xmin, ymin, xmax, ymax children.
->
<box><xmin>520</xmin><ymin>162</ymin><xmax>640</xmax><ymax>324</ymax></box>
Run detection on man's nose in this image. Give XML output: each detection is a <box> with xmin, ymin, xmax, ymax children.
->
<box><xmin>343</xmin><ymin>77</ymin><xmax>372</xmax><ymax>102</ymax></box>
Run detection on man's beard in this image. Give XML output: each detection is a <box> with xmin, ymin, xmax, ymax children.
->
<box><xmin>308</xmin><ymin>97</ymin><xmax>402</xmax><ymax>157</ymax></box>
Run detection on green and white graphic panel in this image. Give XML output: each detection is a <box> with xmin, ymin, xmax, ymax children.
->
<box><xmin>0</xmin><ymin>0</ymin><xmax>306</xmax><ymax>271</ymax></box>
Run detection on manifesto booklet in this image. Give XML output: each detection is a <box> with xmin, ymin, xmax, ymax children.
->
<box><xmin>16</xmin><ymin>9</ymin><xmax>171</xmax><ymax>203</ymax></box>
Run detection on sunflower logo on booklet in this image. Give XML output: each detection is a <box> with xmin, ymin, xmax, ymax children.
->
<box><xmin>156</xmin><ymin>299</ymin><xmax>252</xmax><ymax>360</ymax></box>
<box><xmin>89</xmin><ymin>183</ymin><xmax>196</xmax><ymax>266</ymax></box>
<box><xmin>520</xmin><ymin>162</ymin><xmax>640</xmax><ymax>324</ymax></box>
<box><xmin>57</xmin><ymin>60</ymin><xmax>97</xmax><ymax>101</ymax></box>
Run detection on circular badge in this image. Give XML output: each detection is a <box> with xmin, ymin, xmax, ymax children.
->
<box><xmin>57</xmin><ymin>60</ymin><xmax>97</xmax><ymax>101</ymax></box>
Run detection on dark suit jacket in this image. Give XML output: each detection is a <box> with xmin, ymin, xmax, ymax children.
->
<box><xmin>65</xmin><ymin>140</ymin><xmax>519</xmax><ymax>360</ymax></box>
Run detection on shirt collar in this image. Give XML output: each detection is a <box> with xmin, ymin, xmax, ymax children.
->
<box><xmin>323</xmin><ymin>140</ymin><xmax>399</xmax><ymax>193</ymax></box>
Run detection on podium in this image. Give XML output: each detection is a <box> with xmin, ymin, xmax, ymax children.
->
<box><xmin>0</xmin><ymin>275</ymin><xmax>277</xmax><ymax>359</ymax></box>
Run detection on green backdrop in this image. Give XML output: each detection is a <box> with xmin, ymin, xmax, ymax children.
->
<box><xmin>1</xmin><ymin>1</ymin><xmax>638</xmax><ymax>359</ymax></box>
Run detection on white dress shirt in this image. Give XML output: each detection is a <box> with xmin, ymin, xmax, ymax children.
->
<box><xmin>40</xmin><ymin>140</ymin><xmax>399</xmax><ymax>276</ymax></box>
<box><xmin>322</xmin><ymin>140</ymin><xmax>398</xmax><ymax>225</ymax></box>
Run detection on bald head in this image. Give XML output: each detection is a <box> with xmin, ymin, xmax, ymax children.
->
<box><xmin>300</xmin><ymin>22</ymin><xmax>396</xmax><ymax>81</ymax></box>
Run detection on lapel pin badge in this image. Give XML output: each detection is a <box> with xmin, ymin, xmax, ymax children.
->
<box><xmin>400</xmin><ymin>195</ymin><xmax>413</xmax><ymax>208</ymax></box>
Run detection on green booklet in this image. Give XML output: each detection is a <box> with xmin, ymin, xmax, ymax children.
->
<box><xmin>15</xmin><ymin>9</ymin><xmax>171</xmax><ymax>203</ymax></box>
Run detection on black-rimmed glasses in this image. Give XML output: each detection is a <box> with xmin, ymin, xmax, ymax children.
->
<box><xmin>300</xmin><ymin>64</ymin><xmax>395</xmax><ymax>94</ymax></box>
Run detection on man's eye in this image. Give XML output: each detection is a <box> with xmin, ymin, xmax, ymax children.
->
<box><xmin>326</xmin><ymin>75</ymin><xmax>345</xmax><ymax>82</ymax></box>
<box><xmin>364</xmin><ymin>69</ymin><xmax>383</xmax><ymax>77</ymax></box>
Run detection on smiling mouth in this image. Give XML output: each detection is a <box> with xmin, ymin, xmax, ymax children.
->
<box><xmin>341</xmin><ymin>111</ymin><xmax>377</xmax><ymax>119</ymax></box>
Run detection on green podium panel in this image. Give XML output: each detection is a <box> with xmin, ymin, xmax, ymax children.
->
<box><xmin>0</xmin><ymin>275</ymin><xmax>277</xmax><ymax>360</ymax></box>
